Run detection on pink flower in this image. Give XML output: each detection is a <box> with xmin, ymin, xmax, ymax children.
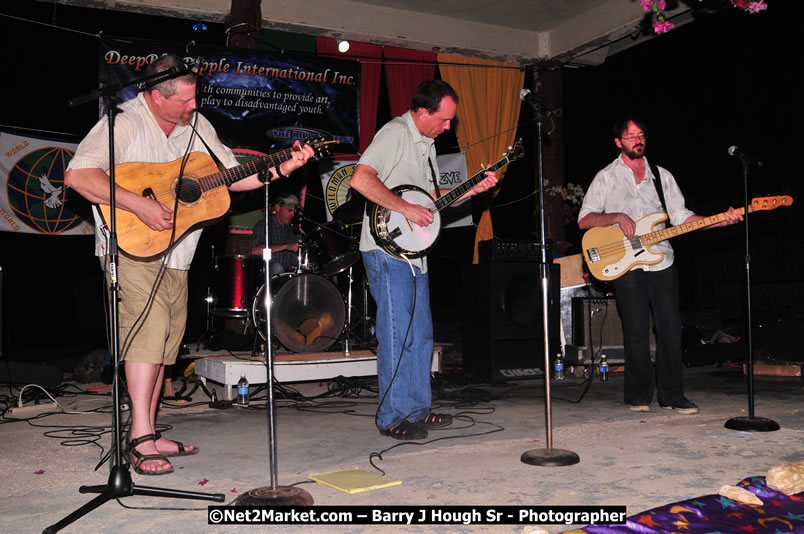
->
<box><xmin>656</xmin><ymin>0</ymin><xmax>667</xmax><ymax>9</ymax></box>
<box><xmin>640</xmin><ymin>0</ymin><xmax>653</xmax><ymax>12</ymax></box>
<box><xmin>653</xmin><ymin>20</ymin><xmax>675</xmax><ymax>33</ymax></box>
<box><xmin>746</xmin><ymin>1</ymin><xmax>768</xmax><ymax>13</ymax></box>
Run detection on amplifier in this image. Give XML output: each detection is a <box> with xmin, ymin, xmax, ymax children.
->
<box><xmin>478</xmin><ymin>239</ymin><xmax>551</xmax><ymax>263</ymax></box>
<box><xmin>572</xmin><ymin>297</ymin><xmax>623</xmax><ymax>347</ymax></box>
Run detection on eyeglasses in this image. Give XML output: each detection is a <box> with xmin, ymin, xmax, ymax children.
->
<box><xmin>621</xmin><ymin>133</ymin><xmax>647</xmax><ymax>142</ymax></box>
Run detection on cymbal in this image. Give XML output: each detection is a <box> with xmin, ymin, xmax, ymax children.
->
<box><xmin>332</xmin><ymin>196</ymin><xmax>366</xmax><ymax>223</ymax></box>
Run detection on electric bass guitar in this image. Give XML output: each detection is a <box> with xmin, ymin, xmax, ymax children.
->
<box><xmin>368</xmin><ymin>139</ymin><xmax>525</xmax><ymax>259</ymax></box>
<box><xmin>98</xmin><ymin>137</ymin><xmax>335</xmax><ymax>258</ymax></box>
<box><xmin>581</xmin><ymin>195</ymin><xmax>793</xmax><ymax>282</ymax></box>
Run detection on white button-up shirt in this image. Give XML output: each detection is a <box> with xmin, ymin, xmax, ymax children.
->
<box><xmin>68</xmin><ymin>92</ymin><xmax>239</xmax><ymax>269</ymax></box>
<box><xmin>578</xmin><ymin>154</ymin><xmax>695</xmax><ymax>272</ymax></box>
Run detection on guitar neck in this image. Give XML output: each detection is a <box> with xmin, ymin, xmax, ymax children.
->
<box><xmin>197</xmin><ymin>146</ymin><xmax>300</xmax><ymax>191</ymax></box>
<box><xmin>641</xmin><ymin>206</ymin><xmax>748</xmax><ymax>245</ymax></box>
<box><xmin>432</xmin><ymin>156</ymin><xmax>510</xmax><ymax>212</ymax></box>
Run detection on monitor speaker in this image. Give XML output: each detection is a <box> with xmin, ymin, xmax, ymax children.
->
<box><xmin>461</xmin><ymin>263</ymin><xmax>560</xmax><ymax>381</ymax></box>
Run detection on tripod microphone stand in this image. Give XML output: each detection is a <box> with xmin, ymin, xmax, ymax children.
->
<box><xmin>519</xmin><ymin>95</ymin><xmax>579</xmax><ymax>467</ymax></box>
<box><xmin>46</xmin><ymin>61</ymin><xmax>224</xmax><ymax>534</ymax></box>
<box><xmin>724</xmin><ymin>151</ymin><xmax>779</xmax><ymax>432</ymax></box>
<box><xmin>232</xmin><ymin>165</ymin><xmax>313</xmax><ymax>506</ymax></box>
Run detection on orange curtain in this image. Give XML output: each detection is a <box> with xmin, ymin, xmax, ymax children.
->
<box><xmin>437</xmin><ymin>54</ymin><xmax>524</xmax><ymax>263</ymax></box>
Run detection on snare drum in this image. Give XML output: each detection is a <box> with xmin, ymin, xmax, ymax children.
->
<box><xmin>252</xmin><ymin>273</ymin><xmax>345</xmax><ymax>353</ymax></box>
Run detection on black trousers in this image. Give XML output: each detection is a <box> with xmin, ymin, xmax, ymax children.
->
<box><xmin>612</xmin><ymin>266</ymin><xmax>685</xmax><ymax>406</ymax></box>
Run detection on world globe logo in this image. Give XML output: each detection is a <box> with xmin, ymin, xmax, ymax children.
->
<box><xmin>6</xmin><ymin>146</ymin><xmax>84</xmax><ymax>234</ymax></box>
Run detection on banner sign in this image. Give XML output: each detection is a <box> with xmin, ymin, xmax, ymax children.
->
<box><xmin>319</xmin><ymin>159</ymin><xmax>359</xmax><ymax>222</ymax></box>
<box><xmin>0</xmin><ymin>130</ymin><xmax>92</xmax><ymax>235</ymax></box>
<box><xmin>437</xmin><ymin>152</ymin><xmax>472</xmax><ymax>229</ymax></box>
<box><xmin>100</xmin><ymin>38</ymin><xmax>360</xmax><ymax>152</ymax></box>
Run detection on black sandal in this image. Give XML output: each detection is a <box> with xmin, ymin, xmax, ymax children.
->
<box><xmin>379</xmin><ymin>420</ymin><xmax>428</xmax><ymax>441</ymax></box>
<box><xmin>127</xmin><ymin>434</ymin><xmax>174</xmax><ymax>476</ymax></box>
<box><xmin>154</xmin><ymin>431</ymin><xmax>199</xmax><ymax>457</ymax></box>
<box><xmin>420</xmin><ymin>412</ymin><xmax>453</xmax><ymax>428</ymax></box>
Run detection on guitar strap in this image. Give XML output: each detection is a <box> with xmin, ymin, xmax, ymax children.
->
<box><xmin>427</xmin><ymin>156</ymin><xmax>442</xmax><ymax>199</ymax></box>
<box><xmin>191</xmin><ymin>125</ymin><xmax>225</xmax><ymax>171</ymax></box>
<box><xmin>649</xmin><ymin>160</ymin><xmax>669</xmax><ymax>224</ymax></box>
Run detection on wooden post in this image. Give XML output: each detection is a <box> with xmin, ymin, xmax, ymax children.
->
<box><xmin>228</xmin><ymin>0</ymin><xmax>261</xmax><ymax>49</ymax></box>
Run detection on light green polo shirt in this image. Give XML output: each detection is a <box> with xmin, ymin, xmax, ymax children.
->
<box><xmin>357</xmin><ymin>111</ymin><xmax>439</xmax><ymax>273</ymax></box>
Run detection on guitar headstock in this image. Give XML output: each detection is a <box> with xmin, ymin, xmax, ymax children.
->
<box><xmin>751</xmin><ymin>195</ymin><xmax>794</xmax><ymax>210</ymax></box>
<box><xmin>505</xmin><ymin>139</ymin><xmax>525</xmax><ymax>162</ymax></box>
<box><xmin>305</xmin><ymin>136</ymin><xmax>337</xmax><ymax>160</ymax></box>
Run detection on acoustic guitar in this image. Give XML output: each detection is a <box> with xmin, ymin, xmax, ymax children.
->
<box><xmin>98</xmin><ymin>137</ymin><xmax>334</xmax><ymax>258</ymax></box>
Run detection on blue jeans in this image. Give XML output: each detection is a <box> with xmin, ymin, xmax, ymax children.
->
<box><xmin>362</xmin><ymin>250</ymin><xmax>433</xmax><ymax>430</ymax></box>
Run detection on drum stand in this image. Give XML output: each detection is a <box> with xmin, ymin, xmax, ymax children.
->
<box><xmin>195</xmin><ymin>245</ymin><xmax>217</xmax><ymax>351</ymax></box>
<box><xmin>341</xmin><ymin>265</ymin><xmax>357</xmax><ymax>354</ymax></box>
<box><xmin>339</xmin><ymin>264</ymin><xmax>375</xmax><ymax>353</ymax></box>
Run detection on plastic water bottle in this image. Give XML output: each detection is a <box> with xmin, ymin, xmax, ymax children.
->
<box><xmin>599</xmin><ymin>355</ymin><xmax>609</xmax><ymax>382</ymax></box>
<box><xmin>237</xmin><ymin>374</ymin><xmax>249</xmax><ymax>406</ymax></box>
<box><xmin>554</xmin><ymin>353</ymin><xmax>565</xmax><ymax>380</ymax></box>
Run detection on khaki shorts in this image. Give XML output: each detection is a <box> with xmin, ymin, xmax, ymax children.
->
<box><xmin>100</xmin><ymin>254</ymin><xmax>188</xmax><ymax>365</ymax></box>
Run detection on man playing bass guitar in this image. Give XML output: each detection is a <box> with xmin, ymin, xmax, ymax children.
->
<box><xmin>578</xmin><ymin>116</ymin><xmax>742</xmax><ymax>415</ymax></box>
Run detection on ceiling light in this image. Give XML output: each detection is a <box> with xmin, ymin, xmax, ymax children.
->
<box><xmin>337</xmin><ymin>40</ymin><xmax>350</xmax><ymax>53</ymax></box>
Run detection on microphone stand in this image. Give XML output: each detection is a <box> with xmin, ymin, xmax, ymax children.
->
<box><xmin>724</xmin><ymin>157</ymin><xmax>779</xmax><ymax>432</ymax></box>
<box><xmin>520</xmin><ymin>102</ymin><xmax>580</xmax><ymax>467</ymax></box>
<box><xmin>46</xmin><ymin>62</ymin><xmax>224</xmax><ymax>534</ymax></box>
<box><xmin>232</xmin><ymin>171</ymin><xmax>313</xmax><ymax>506</ymax></box>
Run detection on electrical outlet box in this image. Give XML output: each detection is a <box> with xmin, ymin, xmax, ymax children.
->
<box><xmin>7</xmin><ymin>401</ymin><xmax>58</xmax><ymax>417</ymax></box>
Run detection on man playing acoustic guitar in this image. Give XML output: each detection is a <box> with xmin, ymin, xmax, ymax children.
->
<box><xmin>578</xmin><ymin>116</ymin><xmax>742</xmax><ymax>415</ymax></box>
<box><xmin>65</xmin><ymin>54</ymin><xmax>315</xmax><ymax>474</ymax></box>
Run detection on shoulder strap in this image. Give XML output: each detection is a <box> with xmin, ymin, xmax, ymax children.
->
<box><xmin>190</xmin><ymin>121</ymin><xmax>224</xmax><ymax>170</ymax></box>
<box><xmin>649</xmin><ymin>160</ymin><xmax>668</xmax><ymax>217</ymax></box>
<box><xmin>427</xmin><ymin>156</ymin><xmax>441</xmax><ymax>199</ymax></box>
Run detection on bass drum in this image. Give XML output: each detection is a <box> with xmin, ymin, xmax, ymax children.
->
<box><xmin>252</xmin><ymin>274</ymin><xmax>345</xmax><ymax>353</ymax></box>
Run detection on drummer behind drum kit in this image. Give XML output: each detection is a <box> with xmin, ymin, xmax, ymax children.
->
<box><xmin>208</xmin><ymin>200</ymin><xmax>375</xmax><ymax>354</ymax></box>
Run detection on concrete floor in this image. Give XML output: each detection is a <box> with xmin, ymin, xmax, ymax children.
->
<box><xmin>2</xmin><ymin>358</ymin><xmax>803</xmax><ymax>534</ymax></box>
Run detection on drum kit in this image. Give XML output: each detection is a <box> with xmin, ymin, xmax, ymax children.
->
<box><xmin>207</xmin><ymin>201</ymin><xmax>374</xmax><ymax>354</ymax></box>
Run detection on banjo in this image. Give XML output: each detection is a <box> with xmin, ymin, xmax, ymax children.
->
<box><xmin>368</xmin><ymin>139</ymin><xmax>524</xmax><ymax>259</ymax></box>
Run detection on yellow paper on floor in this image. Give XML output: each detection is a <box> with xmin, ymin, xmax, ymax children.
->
<box><xmin>308</xmin><ymin>468</ymin><xmax>402</xmax><ymax>494</ymax></box>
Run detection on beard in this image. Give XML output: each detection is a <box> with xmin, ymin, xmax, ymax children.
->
<box><xmin>623</xmin><ymin>143</ymin><xmax>646</xmax><ymax>159</ymax></box>
<box><xmin>176</xmin><ymin>110</ymin><xmax>195</xmax><ymax>127</ymax></box>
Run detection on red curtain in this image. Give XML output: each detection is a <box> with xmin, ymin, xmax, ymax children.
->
<box><xmin>316</xmin><ymin>37</ymin><xmax>382</xmax><ymax>154</ymax></box>
<box><xmin>383</xmin><ymin>46</ymin><xmax>437</xmax><ymax>119</ymax></box>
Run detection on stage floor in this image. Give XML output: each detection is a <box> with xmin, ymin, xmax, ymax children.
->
<box><xmin>2</xmin><ymin>361</ymin><xmax>803</xmax><ymax>533</ymax></box>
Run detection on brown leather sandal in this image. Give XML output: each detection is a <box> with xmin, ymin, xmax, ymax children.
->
<box><xmin>127</xmin><ymin>434</ymin><xmax>174</xmax><ymax>476</ymax></box>
<box><xmin>154</xmin><ymin>431</ymin><xmax>199</xmax><ymax>457</ymax></box>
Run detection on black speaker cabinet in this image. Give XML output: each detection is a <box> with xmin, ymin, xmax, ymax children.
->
<box><xmin>571</xmin><ymin>297</ymin><xmax>623</xmax><ymax>347</ymax></box>
<box><xmin>566</xmin><ymin>297</ymin><xmax>654</xmax><ymax>366</ymax></box>
<box><xmin>461</xmin><ymin>263</ymin><xmax>561</xmax><ymax>381</ymax></box>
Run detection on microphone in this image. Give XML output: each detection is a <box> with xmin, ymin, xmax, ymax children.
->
<box><xmin>728</xmin><ymin>145</ymin><xmax>763</xmax><ymax>167</ymax></box>
<box><xmin>519</xmin><ymin>89</ymin><xmax>551</xmax><ymax>115</ymax></box>
<box><xmin>190</xmin><ymin>56</ymin><xmax>203</xmax><ymax>74</ymax></box>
